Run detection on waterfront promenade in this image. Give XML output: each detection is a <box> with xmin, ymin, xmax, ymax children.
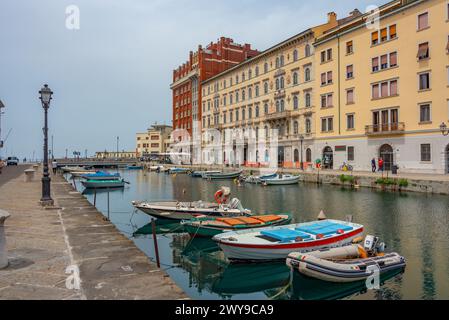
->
<box><xmin>0</xmin><ymin>165</ymin><xmax>187</xmax><ymax>300</ymax></box>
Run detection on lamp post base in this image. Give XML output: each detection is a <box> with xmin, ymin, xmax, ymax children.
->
<box><xmin>39</xmin><ymin>199</ymin><xmax>54</xmax><ymax>207</ymax></box>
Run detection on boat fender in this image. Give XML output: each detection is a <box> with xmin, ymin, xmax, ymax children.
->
<box><xmin>337</xmin><ymin>229</ymin><xmax>344</xmax><ymax>234</ymax></box>
<box><xmin>295</xmin><ymin>236</ymin><xmax>304</xmax><ymax>242</ymax></box>
<box><xmin>316</xmin><ymin>234</ymin><xmax>324</xmax><ymax>240</ymax></box>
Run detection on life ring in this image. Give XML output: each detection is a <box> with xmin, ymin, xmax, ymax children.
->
<box><xmin>214</xmin><ymin>189</ymin><xmax>229</xmax><ymax>204</ymax></box>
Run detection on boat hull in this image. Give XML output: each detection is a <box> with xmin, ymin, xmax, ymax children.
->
<box><xmin>134</xmin><ymin>204</ymin><xmax>248</xmax><ymax>221</ymax></box>
<box><xmin>203</xmin><ymin>171</ymin><xmax>242</xmax><ymax>180</ymax></box>
<box><xmin>81</xmin><ymin>180</ymin><xmax>125</xmax><ymax>189</ymax></box>
<box><xmin>262</xmin><ymin>176</ymin><xmax>300</xmax><ymax>185</ymax></box>
<box><xmin>213</xmin><ymin>220</ymin><xmax>364</xmax><ymax>262</ymax></box>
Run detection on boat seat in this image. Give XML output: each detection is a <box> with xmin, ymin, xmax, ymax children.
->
<box><xmin>253</xmin><ymin>215</ymin><xmax>282</xmax><ymax>223</ymax></box>
<box><xmin>296</xmin><ymin>222</ymin><xmax>353</xmax><ymax>236</ymax></box>
<box><xmin>236</xmin><ymin>217</ymin><xmax>263</xmax><ymax>225</ymax></box>
<box><xmin>215</xmin><ymin>218</ymin><xmax>245</xmax><ymax>226</ymax></box>
<box><xmin>260</xmin><ymin>229</ymin><xmax>312</xmax><ymax>242</ymax></box>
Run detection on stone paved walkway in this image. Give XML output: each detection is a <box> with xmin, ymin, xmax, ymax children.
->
<box><xmin>0</xmin><ymin>166</ymin><xmax>187</xmax><ymax>300</ymax></box>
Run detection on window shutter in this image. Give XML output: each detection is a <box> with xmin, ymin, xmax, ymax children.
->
<box><xmin>390</xmin><ymin>80</ymin><xmax>398</xmax><ymax>96</ymax></box>
<box><xmin>381</xmin><ymin>82</ymin><xmax>388</xmax><ymax>97</ymax></box>
<box><xmin>381</xmin><ymin>54</ymin><xmax>388</xmax><ymax>65</ymax></box>
<box><xmin>389</xmin><ymin>24</ymin><xmax>396</xmax><ymax>38</ymax></box>
<box><xmin>418</xmin><ymin>13</ymin><xmax>428</xmax><ymax>30</ymax></box>
<box><xmin>390</xmin><ymin>52</ymin><xmax>397</xmax><ymax>66</ymax></box>
<box><xmin>372</xmin><ymin>84</ymin><xmax>379</xmax><ymax>99</ymax></box>
<box><xmin>371</xmin><ymin>31</ymin><xmax>379</xmax><ymax>43</ymax></box>
<box><xmin>372</xmin><ymin>57</ymin><xmax>379</xmax><ymax>68</ymax></box>
<box><xmin>327</xmin><ymin>71</ymin><xmax>332</xmax><ymax>82</ymax></box>
<box><xmin>380</xmin><ymin>28</ymin><xmax>387</xmax><ymax>40</ymax></box>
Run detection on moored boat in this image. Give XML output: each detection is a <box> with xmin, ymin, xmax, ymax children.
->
<box><xmin>202</xmin><ymin>170</ymin><xmax>242</xmax><ymax>180</ymax></box>
<box><xmin>191</xmin><ymin>170</ymin><xmax>221</xmax><ymax>178</ymax></box>
<box><xmin>61</xmin><ymin>166</ymin><xmax>86</xmax><ymax>173</ymax></box>
<box><xmin>261</xmin><ymin>174</ymin><xmax>300</xmax><ymax>185</ymax></box>
<box><xmin>212</xmin><ymin>219</ymin><xmax>364</xmax><ymax>262</ymax></box>
<box><xmin>127</xmin><ymin>165</ymin><xmax>143</xmax><ymax>170</ymax></box>
<box><xmin>181</xmin><ymin>214</ymin><xmax>292</xmax><ymax>238</ymax></box>
<box><xmin>286</xmin><ymin>236</ymin><xmax>406</xmax><ymax>283</ymax></box>
<box><xmin>244</xmin><ymin>173</ymin><xmax>277</xmax><ymax>184</ymax></box>
<box><xmin>168</xmin><ymin>167</ymin><xmax>190</xmax><ymax>174</ymax></box>
<box><xmin>81</xmin><ymin>179</ymin><xmax>126</xmax><ymax>189</ymax></box>
<box><xmin>81</xmin><ymin>171</ymin><xmax>121</xmax><ymax>180</ymax></box>
<box><xmin>70</xmin><ymin>170</ymin><xmax>97</xmax><ymax>177</ymax></box>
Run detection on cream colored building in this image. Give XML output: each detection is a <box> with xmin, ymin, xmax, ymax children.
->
<box><xmin>95</xmin><ymin>151</ymin><xmax>136</xmax><ymax>159</ymax></box>
<box><xmin>201</xmin><ymin>12</ymin><xmax>342</xmax><ymax>167</ymax></box>
<box><xmin>136</xmin><ymin>124</ymin><xmax>173</xmax><ymax>156</ymax></box>
<box><xmin>200</xmin><ymin>0</ymin><xmax>449</xmax><ymax>174</ymax></box>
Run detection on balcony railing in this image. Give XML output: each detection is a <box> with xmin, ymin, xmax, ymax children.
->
<box><xmin>365</xmin><ymin>122</ymin><xmax>405</xmax><ymax>135</ymax></box>
<box><xmin>265</xmin><ymin>110</ymin><xmax>291</xmax><ymax>121</ymax></box>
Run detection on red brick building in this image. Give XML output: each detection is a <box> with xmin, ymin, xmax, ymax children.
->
<box><xmin>171</xmin><ymin>37</ymin><xmax>259</xmax><ymax>139</ymax></box>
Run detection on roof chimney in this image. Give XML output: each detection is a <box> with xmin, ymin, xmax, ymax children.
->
<box><xmin>327</xmin><ymin>12</ymin><xmax>337</xmax><ymax>23</ymax></box>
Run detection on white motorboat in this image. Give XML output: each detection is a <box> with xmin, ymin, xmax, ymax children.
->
<box><xmin>132</xmin><ymin>187</ymin><xmax>251</xmax><ymax>221</ymax></box>
<box><xmin>212</xmin><ymin>219</ymin><xmax>364</xmax><ymax>262</ymax></box>
<box><xmin>261</xmin><ymin>174</ymin><xmax>300</xmax><ymax>185</ymax></box>
<box><xmin>244</xmin><ymin>173</ymin><xmax>277</xmax><ymax>184</ymax></box>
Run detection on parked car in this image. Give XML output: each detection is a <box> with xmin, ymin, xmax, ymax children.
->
<box><xmin>6</xmin><ymin>156</ymin><xmax>19</xmax><ymax>166</ymax></box>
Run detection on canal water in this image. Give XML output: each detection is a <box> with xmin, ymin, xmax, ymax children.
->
<box><xmin>70</xmin><ymin>170</ymin><xmax>449</xmax><ymax>300</ymax></box>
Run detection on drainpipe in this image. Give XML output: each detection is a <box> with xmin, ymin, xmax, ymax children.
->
<box><xmin>337</xmin><ymin>35</ymin><xmax>341</xmax><ymax>135</ymax></box>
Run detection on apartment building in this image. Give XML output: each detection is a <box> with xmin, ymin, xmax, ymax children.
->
<box><xmin>136</xmin><ymin>124</ymin><xmax>173</xmax><ymax>157</ymax></box>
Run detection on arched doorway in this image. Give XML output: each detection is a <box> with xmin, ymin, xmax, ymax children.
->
<box><xmin>322</xmin><ymin>146</ymin><xmax>333</xmax><ymax>169</ymax></box>
<box><xmin>379</xmin><ymin>144</ymin><xmax>394</xmax><ymax>171</ymax></box>
<box><xmin>294</xmin><ymin>149</ymin><xmax>299</xmax><ymax>163</ymax></box>
<box><xmin>445</xmin><ymin>145</ymin><xmax>449</xmax><ymax>174</ymax></box>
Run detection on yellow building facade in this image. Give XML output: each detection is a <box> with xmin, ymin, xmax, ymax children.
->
<box><xmin>200</xmin><ymin>0</ymin><xmax>449</xmax><ymax>173</ymax></box>
<box><xmin>314</xmin><ymin>0</ymin><xmax>449</xmax><ymax>173</ymax></box>
<box><xmin>136</xmin><ymin>124</ymin><xmax>173</xmax><ymax>157</ymax></box>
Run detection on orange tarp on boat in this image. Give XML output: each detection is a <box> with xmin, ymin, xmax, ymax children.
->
<box><xmin>215</xmin><ymin>218</ymin><xmax>246</xmax><ymax>226</ymax></box>
<box><xmin>253</xmin><ymin>215</ymin><xmax>282</xmax><ymax>223</ymax></box>
<box><xmin>236</xmin><ymin>217</ymin><xmax>264</xmax><ymax>225</ymax></box>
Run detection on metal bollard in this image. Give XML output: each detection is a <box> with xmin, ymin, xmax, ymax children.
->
<box><xmin>0</xmin><ymin>210</ymin><xmax>11</xmax><ymax>269</ymax></box>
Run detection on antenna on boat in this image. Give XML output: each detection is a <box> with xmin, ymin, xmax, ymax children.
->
<box><xmin>317</xmin><ymin>210</ymin><xmax>327</xmax><ymax>221</ymax></box>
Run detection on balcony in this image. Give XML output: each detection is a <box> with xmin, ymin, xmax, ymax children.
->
<box><xmin>365</xmin><ymin>122</ymin><xmax>405</xmax><ymax>136</ymax></box>
<box><xmin>265</xmin><ymin>110</ymin><xmax>291</xmax><ymax>121</ymax></box>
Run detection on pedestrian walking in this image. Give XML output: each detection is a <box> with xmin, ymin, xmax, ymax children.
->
<box><xmin>371</xmin><ymin>158</ymin><xmax>377</xmax><ymax>173</ymax></box>
<box><xmin>52</xmin><ymin>159</ymin><xmax>58</xmax><ymax>174</ymax></box>
<box><xmin>378</xmin><ymin>157</ymin><xmax>384</xmax><ymax>172</ymax></box>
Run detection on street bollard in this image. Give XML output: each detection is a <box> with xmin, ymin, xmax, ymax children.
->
<box><xmin>24</xmin><ymin>169</ymin><xmax>36</xmax><ymax>182</ymax></box>
<box><xmin>0</xmin><ymin>210</ymin><xmax>11</xmax><ymax>269</ymax></box>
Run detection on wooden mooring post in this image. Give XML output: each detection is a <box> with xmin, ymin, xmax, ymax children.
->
<box><xmin>151</xmin><ymin>218</ymin><xmax>161</xmax><ymax>268</ymax></box>
<box><xmin>107</xmin><ymin>189</ymin><xmax>110</xmax><ymax>221</ymax></box>
<box><xmin>93</xmin><ymin>188</ymin><xmax>97</xmax><ymax>207</ymax></box>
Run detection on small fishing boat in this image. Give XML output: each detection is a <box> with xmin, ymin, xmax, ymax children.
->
<box><xmin>132</xmin><ymin>187</ymin><xmax>251</xmax><ymax>221</ymax></box>
<box><xmin>213</xmin><ymin>219</ymin><xmax>364</xmax><ymax>262</ymax></box>
<box><xmin>168</xmin><ymin>167</ymin><xmax>190</xmax><ymax>174</ymax></box>
<box><xmin>191</xmin><ymin>170</ymin><xmax>221</xmax><ymax>178</ymax></box>
<box><xmin>127</xmin><ymin>165</ymin><xmax>143</xmax><ymax>170</ymax></box>
<box><xmin>244</xmin><ymin>173</ymin><xmax>277</xmax><ymax>184</ymax></box>
<box><xmin>81</xmin><ymin>171</ymin><xmax>121</xmax><ymax>181</ymax></box>
<box><xmin>149</xmin><ymin>165</ymin><xmax>164</xmax><ymax>172</ymax></box>
<box><xmin>202</xmin><ymin>170</ymin><xmax>243</xmax><ymax>180</ymax></box>
<box><xmin>261</xmin><ymin>174</ymin><xmax>300</xmax><ymax>185</ymax></box>
<box><xmin>181</xmin><ymin>214</ymin><xmax>292</xmax><ymax>238</ymax></box>
<box><xmin>286</xmin><ymin>235</ymin><xmax>406</xmax><ymax>283</ymax></box>
<box><xmin>61</xmin><ymin>166</ymin><xmax>86</xmax><ymax>173</ymax></box>
<box><xmin>81</xmin><ymin>179</ymin><xmax>126</xmax><ymax>189</ymax></box>
<box><xmin>70</xmin><ymin>170</ymin><xmax>97</xmax><ymax>177</ymax></box>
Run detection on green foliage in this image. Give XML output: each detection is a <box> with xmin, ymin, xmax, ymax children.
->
<box><xmin>375</xmin><ymin>178</ymin><xmax>396</xmax><ymax>186</ymax></box>
<box><xmin>340</xmin><ymin>174</ymin><xmax>355</xmax><ymax>184</ymax></box>
<box><xmin>398</xmin><ymin>179</ymin><xmax>409</xmax><ymax>188</ymax></box>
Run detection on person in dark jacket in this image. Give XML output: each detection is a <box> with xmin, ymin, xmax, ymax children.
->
<box><xmin>371</xmin><ymin>158</ymin><xmax>377</xmax><ymax>173</ymax></box>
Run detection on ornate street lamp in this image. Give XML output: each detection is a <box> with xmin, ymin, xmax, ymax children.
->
<box><xmin>39</xmin><ymin>84</ymin><xmax>54</xmax><ymax>206</ymax></box>
<box><xmin>440</xmin><ymin>122</ymin><xmax>449</xmax><ymax>136</ymax></box>
<box><xmin>299</xmin><ymin>134</ymin><xmax>304</xmax><ymax>171</ymax></box>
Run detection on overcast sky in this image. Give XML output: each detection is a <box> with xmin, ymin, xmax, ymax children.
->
<box><xmin>0</xmin><ymin>0</ymin><xmax>381</xmax><ymax>159</ymax></box>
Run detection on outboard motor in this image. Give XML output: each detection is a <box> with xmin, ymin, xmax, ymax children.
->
<box><xmin>228</xmin><ymin>198</ymin><xmax>243</xmax><ymax>210</ymax></box>
<box><xmin>363</xmin><ymin>235</ymin><xmax>379</xmax><ymax>255</ymax></box>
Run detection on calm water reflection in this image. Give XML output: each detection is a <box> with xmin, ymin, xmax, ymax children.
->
<box><xmin>71</xmin><ymin>170</ymin><xmax>449</xmax><ymax>300</ymax></box>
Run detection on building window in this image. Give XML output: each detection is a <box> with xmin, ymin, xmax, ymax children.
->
<box><xmin>235</xmin><ymin>109</ymin><xmax>239</xmax><ymax>121</ymax></box>
<box><xmin>348</xmin><ymin>146</ymin><xmax>355</xmax><ymax>161</ymax></box>
<box><xmin>280</xmin><ymin>77</ymin><xmax>285</xmax><ymax>89</ymax></box>
<box><xmin>255</xmin><ymin>66</ymin><xmax>259</xmax><ymax>77</ymax></box>
<box><xmin>417</xmin><ymin>12</ymin><xmax>429</xmax><ymax>31</ymax></box>
<box><xmin>321</xmin><ymin>93</ymin><xmax>333</xmax><ymax>108</ymax></box>
<box><xmin>236</xmin><ymin>91</ymin><xmax>239</xmax><ymax>102</ymax></box>
<box><xmin>327</xmin><ymin>48</ymin><xmax>332</xmax><ymax>61</ymax></box>
<box><xmin>417</xmin><ymin>42</ymin><xmax>429</xmax><ymax>60</ymax></box>
<box><xmin>305</xmin><ymin>44</ymin><xmax>311</xmax><ymax>57</ymax></box>
<box><xmin>293</xmin><ymin>49</ymin><xmax>298</xmax><ymax>61</ymax></box>
<box><xmin>347</xmin><ymin>114</ymin><xmax>355</xmax><ymax>130</ymax></box>
<box><xmin>276</xmin><ymin>57</ymin><xmax>280</xmax><ymax>68</ymax></box>
<box><xmin>372</xmin><ymin>79</ymin><xmax>398</xmax><ymax>98</ymax></box>
<box><xmin>305</xmin><ymin>68</ymin><xmax>311</xmax><ymax>81</ymax></box>
<box><xmin>305</xmin><ymin>93</ymin><xmax>311</xmax><ymax>108</ymax></box>
<box><xmin>419</xmin><ymin>72</ymin><xmax>430</xmax><ymax>90</ymax></box>
<box><xmin>276</xmin><ymin>78</ymin><xmax>280</xmax><ymax>90</ymax></box>
<box><xmin>255</xmin><ymin>85</ymin><xmax>259</xmax><ymax>97</ymax></box>
<box><xmin>248</xmin><ymin>88</ymin><xmax>252</xmax><ymax>99</ymax></box>
<box><xmin>293</xmin><ymin>72</ymin><xmax>299</xmax><ymax>85</ymax></box>
<box><xmin>372</xmin><ymin>24</ymin><xmax>396</xmax><ymax>45</ymax></box>
<box><xmin>420</xmin><ymin>144</ymin><xmax>431</xmax><ymax>162</ymax></box>
<box><xmin>321</xmin><ymin>117</ymin><xmax>333</xmax><ymax>132</ymax></box>
<box><xmin>255</xmin><ymin>105</ymin><xmax>260</xmax><ymax>117</ymax></box>
<box><xmin>223</xmin><ymin>112</ymin><xmax>227</xmax><ymax>124</ymax></box>
<box><xmin>419</xmin><ymin>103</ymin><xmax>431</xmax><ymax>122</ymax></box>
<box><xmin>264</xmin><ymin>63</ymin><xmax>268</xmax><ymax>73</ymax></box>
<box><xmin>346</xmin><ymin>41</ymin><xmax>353</xmax><ymax>54</ymax></box>
<box><xmin>321</xmin><ymin>72</ymin><xmax>332</xmax><ymax>85</ymax></box>
<box><xmin>293</xmin><ymin>95</ymin><xmax>299</xmax><ymax>110</ymax></box>
<box><xmin>346</xmin><ymin>65</ymin><xmax>353</xmax><ymax>79</ymax></box>
<box><xmin>293</xmin><ymin>121</ymin><xmax>299</xmax><ymax>134</ymax></box>
<box><xmin>305</xmin><ymin>119</ymin><xmax>311</xmax><ymax>134</ymax></box>
<box><xmin>230</xmin><ymin>111</ymin><xmax>233</xmax><ymax>123</ymax></box>
<box><xmin>280</xmin><ymin>55</ymin><xmax>285</xmax><ymax>67</ymax></box>
<box><xmin>264</xmin><ymin>82</ymin><xmax>269</xmax><ymax>94</ymax></box>
<box><xmin>346</xmin><ymin>89</ymin><xmax>354</xmax><ymax>104</ymax></box>
<box><xmin>248</xmin><ymin>69</ymin><xmax>252</xmax><ymax>79</ymax></box>
<box><xmin>264</xmin><ymin>103</ymin><xmax>268</xmax><ymax>114</ymax></box>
